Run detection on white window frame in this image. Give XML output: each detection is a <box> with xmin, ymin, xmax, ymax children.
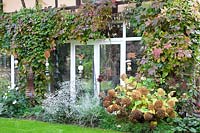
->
<box><xmin>10</xmin><ymin>22</ymin><xmax>141</xmax><ymax>95</ymax></box>
<box><xmin>70</xmin><ymin>22</ymin><xmax>141</xmax><ymax>98</ymax></box>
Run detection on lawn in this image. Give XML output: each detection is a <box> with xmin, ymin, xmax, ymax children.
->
<box><xmin>0</xmin><ymin>118</ymin><xmax>119</xmax><ymax>133</ymax></box>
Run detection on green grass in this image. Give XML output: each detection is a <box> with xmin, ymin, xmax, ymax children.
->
<box><xmin>0</xmin><ymin>118</ymin><xmax>119</xmax><ymax>133</ymax></box>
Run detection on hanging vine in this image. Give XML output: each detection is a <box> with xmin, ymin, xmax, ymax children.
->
<box><xmin>0</xmin><ymin>1</ymin><xmax>113</xmax><ymax>97</ymax></box>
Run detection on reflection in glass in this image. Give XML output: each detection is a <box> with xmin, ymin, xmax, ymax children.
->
<box><xmin>126</xmin><ymin>41</ymin><xmax>144</xmax><ymax>76</ymax></box>
<box><xmin>100</xmin><ymin>45</ymin><xmax>120</xmax><ymax>91</ymax></box>
<box><xmin>0</xmin><ymin>54</ymin><xmax>11</xmax><ymax>90</ymax></box>
<box><xmin>51</xmin><ymin>44</ymin><xmax>70</xmax><ymax>90</ymax></box>
<box><xmin>126</xmin><ymin>25</ymin><xmax>141</xmax><ymax>37</ymax></box>
<box><xmin>75</xmin><ymin>45</ymin><xmax>94</xmax><ymax>94</ymax></box>
<box><xmin>103</xmin><ymin>23</ymin><xmax>123</xmax><ymax>38</ymax></box>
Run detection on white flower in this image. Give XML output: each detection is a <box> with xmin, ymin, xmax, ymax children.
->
<box><xmin>4</xmin><ymin>93</ymin><xmax>7</xmax><ymax>96</ymax></box>
<box><xmin>116</xmin><ymin>125</ymin><xmax>121</xmax><ymax>128</ymax></box>
<box><xmin>7</xmin><ymin>86</ymin><xmax>11</xmax><ymax>89</ymax></box>
<box><xmin>141</xmin><ymin>76</ymin><xmax>146</xmax><ymax>80</ymax></box>
<box><xmin>3</xmin><ymin>96</ymin><xmax>7</xmax><ymax>100</ymax></box>
<box><xmin>15</xmin><ymin>87</ymin><xmax>19</xmax><ymax>91</ymax></box>
<box><xmin>12</xmin><ymin>100</ymin><xmax>17</xmax><ymax>104</ymax></box>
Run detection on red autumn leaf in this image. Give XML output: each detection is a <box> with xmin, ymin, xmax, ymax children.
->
<box><xmin>177</xmin><ymin>49</ymin><xmax>184</xmax><ymax>58</ymax></box>
<box><xmin>164</xmin><ymin>42</ymin><xmax>172</xmax><ymax>49</ymax></box>
<box><xmin>44</xmin><ymin>50</ymin><xmax>50</xmax><ymax>59</ymax></box>
<box><xmin>152</xmin><ymin>48</ymin><xmax>163</xmax><ymax>59</ymax></box>
<box><xmin>145</xmin><ymin>19</ymin><xmax>151</xmax><ymax>26</ymax></box>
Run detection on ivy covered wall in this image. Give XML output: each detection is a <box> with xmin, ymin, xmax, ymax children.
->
<box><xmin>0</xmin><ymin>0</ymin><xmax>199</xmax><ymax>100</ymax></box>
<box><xmin>0</xmin><ymin>2</ymin><xmax>113</xmax><ymax>97</ymax></box>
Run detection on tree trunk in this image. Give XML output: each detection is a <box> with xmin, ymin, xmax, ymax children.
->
<box><xmin>21</xmin><ymin>0</ymin><xmax>26</xmax><ymax>8</ymax></box>
<box><xmin>55</xmin><ymin>0</ymin><xmax>58</xmax><ymax>7</ymax></box>
<box><xmin>0</xmin><ymin>0</ymin><xmax>3</xmax><ymax>13</ymax></box>
<box><xmin>35</xmin><ymin>0</ymin><xmax>38</xmax><ymax>6</ymax></box>
<box><xmin>26</xmin><ymin>67</ymin><xmax>35</xmax><ymax>98</ymax></box>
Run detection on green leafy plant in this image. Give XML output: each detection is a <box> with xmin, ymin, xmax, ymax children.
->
<box><xmin>0</xmin><ymin>78</ymin><xmax>10</xmax><ymax>96</ymax></box>
<box><xmin>0</xmin><ymin>89</ymin><xmax>32</xmax><ymax>118</ymax></box>
<box><xmin>172</xmin><ymin>116</ymin><xmax>200</xmax><ymax>132</ymax></box>
<box><xmin>99</xmin><ymin>110</ymin><xmax>174</xmax><ymax>132</ymax></box>
<box><xmin>22</xmin><ymin>105</ymin><xmax>43</xmax><ymax>120</ymax></box>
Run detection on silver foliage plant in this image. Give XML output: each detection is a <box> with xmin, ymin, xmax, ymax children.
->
<box><xmin>71</xmin><ymin>94</ymin><xmax>101</xmax><ymax>126</ymax></box>
<box><xmin>42</xmin><ymin>81</ymin><xmax>72</xmax><ymax>117</ymax></box>
<box><xmin>42</xmin><ymin>80</ymin><xmax>102</xmax><ymax>126</ymax></box>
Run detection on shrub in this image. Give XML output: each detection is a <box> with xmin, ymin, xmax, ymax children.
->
<box><xmin>0</xmin><ymin>103</ymin><xmax>3</xmax><ymax>115</ymax></box>
<box><xmin>0</xmin><ymin>78</ymin><xmax>10</xmax><ymax>96</ymax></box>
<box><xmin>71</xmin><ymin>94</ymin><xmax>104</xmax><ymax>127</ymax></box>
<box><xmin>22</xmin><ymin>105</ymin><xmax>43</xmax><ymax>120</ymax></box>
<box><xmin>0</xmin><ymin>89</ymin><xmax>31</xmax><ymax>118</ymax></box>
<box><xmin>41</xmin><ymin>83</ymin><xmax>71</xmax><ymax>123</ymax></box>
<box><xmin>102</xmin><ymin>75</ymin><xmax>178</xmax><ymax>128</ymax></box>
<box><xmin>99</xmin><ymin>111</ymin><xmax>174</xmax><ymax>132</ymax></box>
<box><xmin>41</xmin><ymin>80</ymin><xmax>104</xmax><ymax>127</ymax></box>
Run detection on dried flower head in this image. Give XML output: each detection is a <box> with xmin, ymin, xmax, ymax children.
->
<box><xmin>155</xmin><ymin>108</ymin><xmax>166</xmax><ymax>119</ymax></box>
<box><xmin>111</xmin><ymin>103</ymin><xmax>120</xmax><ymax>111</ymax></box>
<box><xmin>144</xmin><ymin>112</ymin><xmax>154</xmax><ymax>121</ymax></box>
<box><xmin>121</xmin><ymin>98</ymin><xmax>131</xmax><ymax>107</ymax></box>
<box><xmin>120</xmin><ymin>74</ymin><xmax>127</xmax><ymax>81</ymax></box>
<box><xmin>115</xmin><ymin>98</ymin><xmax>121</xmax><ymax>105</ymax></box>
<box><xmin>103</xmin><ymin>96</ymin><xmax>113</xmax><ymax>101</ymax></box>
<box><xmin>130</xmin><ymin>110</ymin><xmax>143</xmax><ymax>121</ymax></box>
<box><xmin>108</xmin><ymin>89</ymin><xmax>116</xmax><ymax>97</ymax></box>
<box><xmin>137</xmin><ymin>87</ymin><xmax>149</xmax><ymax>96</ymax></box>
<box><xmin>166</xmin><ymin>108</ymin><xmax>174</xmax><ymax>115</ymax></box>
<box><xmin>168</xmin><ymin>111</ymin><xmax>176</xmax><ymax>118</ymax></box>
<box><xmin>148</xmin><ymin>104</ymin><xmax>154</xmax><ymax>110</ymax></box>
<box><xmin>103</xmin><ymin>100</ymin><xmax>111</xmax><ymax>108</ymax></box>
<box><xmin>167</xmin><ymin>99</ymin><xmax>176</xmax><ymax>107</ymax></box>
<box><xmin>132</xmin><ymin>90</ymin><xmax>142</xmax><ymax>100</ymax></box>
<box><xmin>157</xmin><ymin>88</ymin><xmax>166</xmax><ymax>96</ymax></box>
<box><xmin>128</xmin><ymin>114</ymin><xmax>137</xmax><ymax>123</ymax></box>
<box><xmin>117</xmin><ymin>108</ymin><xmax>128</xmax><ymax>118</ymax></box>
<box><xmin>154</xmin><ymin>100</ymin><xmax>163</xmax><ymax>110</ymax></box>
<box><xmin>106</xmin><ymin>106</ymin><xmax>113</xmax><ymax>113</ymax></box>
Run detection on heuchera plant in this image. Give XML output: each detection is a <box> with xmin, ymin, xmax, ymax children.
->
<box><xmin>102</xmin><ymin>74</ymin><xmax>178</xmax><ymax>128</ymax></box>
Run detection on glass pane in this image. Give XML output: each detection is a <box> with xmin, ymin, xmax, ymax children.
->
<box><xmin>126</xmin><ymin>41</ymin><xmax>144</xmax><ymax>76</ymax></box>
<box><xmin>51</xmin><ymin>44</ymin><xmax>70</xmax><ymax>90</ymax></box>
<box><xmin>100</xmin><ymin>45</ymin><xmax>120</xmax><ymax>91</ymax></box>
<box><xmin>126</xmin><ymin>25</ymin><xmax>141</xmax><ymax>37</ymax></box>
<box><xmin>75</xmin><ymin>45</ymin><xmax>94</xmax><ymax>94</ymax></box>
<box><xmin>57</xmin><ymin>44</ymin><xmax>70</xmax><ymax>81</ymax></box>
<box><xmin>103</xmin><ymin>23</ymin><xmax>123</xmax><ymax>38</ymax></box>
<box><xmin>0</xmin><ymin>53</ymin><xmax>11</xmax><ymax>91</ymax></box>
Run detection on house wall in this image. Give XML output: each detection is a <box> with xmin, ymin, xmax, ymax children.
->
<box><xmin>3</xmin><ymin>0</ymin><xmax>76</xmax><ymax>13</ymax></box>
<box><xmin>2</xmin><ymin>0</ymin><xmax>131</xmax><ymax>13</ymax></box>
